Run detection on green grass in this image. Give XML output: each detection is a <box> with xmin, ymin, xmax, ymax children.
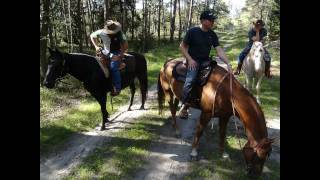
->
<box><xmin>40</xmin><ymin>79</ymin><xmax>135</xmax><ymax>155</ymax></box>
<box><xmin>65</xmin><ymin>109</ymin><xmax>163</xmax><ymax>179</ymax></box>
<box><xmin>143</xmin><ymin>42</ymin><xmax>181</xmax><ymax>86</ymax></box>
<box><xmin>184</xmin><ymin>129</ymin><xmax>280</xmax><ymax>180</ymax></box>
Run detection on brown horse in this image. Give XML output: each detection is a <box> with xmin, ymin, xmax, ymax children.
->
<box><xmin>157</xmin><ymin>58</ymin><xmax>274</xmax><ymax>178</ymax></box>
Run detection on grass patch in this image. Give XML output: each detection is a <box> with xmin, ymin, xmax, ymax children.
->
<box><xmin>184</xmin><ymin>128</ymin><xmax>280</xmax><ymax>180</ymax></box>
<box><xmin>40</xmin><ymin>84</ymin><xmax>134</xmax><ymax>156</ymax></box>
<box><xmin>65</xmin><ymin>110</ymin><xmax>164</xmax><ymax>179</ymax></box>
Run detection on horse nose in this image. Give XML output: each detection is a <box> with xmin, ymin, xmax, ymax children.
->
<box><xmin>43</xmin><ymin>80</ymin><xmax>53</xmax><ymax>88</ymax></box>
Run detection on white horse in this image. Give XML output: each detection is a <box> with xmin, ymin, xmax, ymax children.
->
<box><xmin>243</xmin><ymin>41</ymin><xmax>265</xmax><ymax>104</ymax></box>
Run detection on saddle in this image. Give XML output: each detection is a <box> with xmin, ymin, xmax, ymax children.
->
<box><xmin>96</xmin><ymin>52</ymin><xmax>136</xmax><ymax>78</ymax></box>
<box><xmin>172</xmin><ymin>58</ymin><xmax>217</xmax><ymax>86</ymax></box>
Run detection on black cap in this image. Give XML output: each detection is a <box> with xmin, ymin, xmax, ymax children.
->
<box><xmin>200</xmin><ymin>10</ymin><xmax>217</xmax><ymax>21</ymax></box>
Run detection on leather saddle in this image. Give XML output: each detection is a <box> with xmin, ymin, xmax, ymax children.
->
<box><xmin>172</xmin><ymin>58</ymin><xmax>217</xmax><ymax>86</ymax></box>
<box><xmin>97</xmin><ymin>52</ymin><xmax>136</xmax><ymax>74</ymax></box>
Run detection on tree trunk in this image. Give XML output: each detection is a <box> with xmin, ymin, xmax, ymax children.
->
<box><xmin>260</xmin><ymin>0</ymin><xmax>265</xmax><ymax>20</ymax></box>
<box><xmin>77</xmin><ymin>0</ymin><xmax>83</xmax><ymax>52</ymax></box>
<box><xmin>82</xmin><ymin>1</ymin><xmax>89</xmax><ymax>48</ymax></box>
<box><xmin>104</xmin><ymin>0</ymin><xmax>109</xmax><ymax>21</ymax></box>
<box><xmin>88</xmin><ymin>0</ymin><xmax>95</xmax><ymax>32</ymax></box>
<box><xmin>170</xmin><ymin>0</ymin><xmax>177</xmax><ymax>42</ymax></box>
<box><xmin>157</xmin><ymin>0</ymin><xmax>162</xmax><ymax>41</ymax></box>
<box><xmin>48</xmin><ymin>3</ymin><xmax>54</xmax><ymax>48</ymax></box>
<box><xmin>178</xmin><ymin>0</ymin><xmax>182</xmax><ymax>41</ymax></box>
<box><xmin>40</xmin><ymin>0</ymin><xmax>50</xmax><ymax>83</ymax></box>
<box><xmin>187</xmin><ymin>0</ymin><xmax>193</xmax><ymax>29</ymax></box>
<box><xmin>147</xmin><ymin>1</ymin><xmax>151</xmax><ymax>36</ymax></box>
<box><xmin>124</xmin><ymin>0</ymin><xmax>127</xmax><ymax>33</ymax></box>
<box><xmin>143</xmin><ymin>0</ymin><xmax>146</xmax><ymax>52</ymax></box>
<box><xmin>53</xmin><ymin>24</ymin><xmax>58</xmax><ymax>46</ymax></box>
<box><xmin>162</xmin><ymin>0</ymin><xmax>166</xmax><ymax>40</ymax></box>
<box><xmin>61</xmin><ymin>0</ymin><xmax>70</xmax><ymax>51</ymax></box>
<box><xmin>131</xmin><ymin>0</ymin><xmax>135</xmax><ymax>40</ymax></box>
<box><xmin>119</xmin><ymin>0</ymin><xmax>124</xmax><ymax>31</ymax></box>
<box><xmin>68</xmin><ymin>0</ymin><xmax>73</xmax><ymax>52</ymax></box>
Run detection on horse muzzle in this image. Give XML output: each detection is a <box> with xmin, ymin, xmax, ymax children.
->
<box><xmin>43</xmin><ymin>81</ymin><xmax>55</xmax><ymax>89</ymax></box>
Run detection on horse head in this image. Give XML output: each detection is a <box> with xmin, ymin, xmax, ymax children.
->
<box><xmin>242</xmin><ymin>137</ymin><xmax>274</xmax><ymax>178</ymax></box>
<box><xmin>43</xmin><ymin>47</ymin><xmax>68</xmax><ymax>88</ymax></box>
<box><xmin>249</xmin><ymin>41</ymin><xmax>265</xmax><ymax>64</ymax></box>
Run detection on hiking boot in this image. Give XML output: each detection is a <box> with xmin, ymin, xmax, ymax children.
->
<box><xmin>234</xmin><ymin>63</ymin><xmax>243</xmax><ymax>75</ymax></box>
<box><xmin>111</xmin><ymin>88</ymin><xmax>121</xmax><ymax>96</ymax></box>
<box><xmin>265</xmin><ymin>61</ymin><xmax>272</xmax><ymax>78</ymax></box>
<box><xmin>178</xmin><ymin>103</ymin><xmax>189</xmax><ymax>119</ymax></box>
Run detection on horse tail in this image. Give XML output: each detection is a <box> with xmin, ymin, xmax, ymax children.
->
<box><xmin>157</xmin><ymin>73</ymin><xmax>165</xmax><ymax>115</ymax></box>
<box><xmin>132</xmin><ymin>52</ymin><xmax>148</xmax><ymax>104</ymax></box>
<box><xmin>138</xmin><ymin>55</ymin><xmax>148</xmax><ymax>102</ymax></box>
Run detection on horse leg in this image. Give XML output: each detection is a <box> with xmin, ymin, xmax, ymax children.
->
<box><xmin>244</xmin><ymin>74</ymin><xmax>249</xmax><ymax>90</ymax></box>
<box><xmin>251</xmin><ymin>77</ymin><xmax>255</xmax><ymax>90</ymax></box>
<box><xmin>169</xmin><ymin>93</ymin><xmax>180</xmax><ymax>137</ymax></box>
<box><xmin>137</xmin><ymin>71</ymin><xmax>148</xmax><ymax>110</ymax></box>
<box><xmin>97</xmin><ymin>93</ymin><xmax>108</xmax><ymax>131</ymax></box>
<box><xmin>219</xmin><ymin>116</ymin><xmax>230</xmax><ymax>159</ymax></box>
<box><xmin>190</xmin><ymin>112</ymin><xmax>211</xmax><ymax>160</ymax></box>
<box><xmin>256</xmin><ymin>75</ymin><xmax>264</xmax><ymax>104</ymax></box>
<box><xmin>127</xmin><ymin>81</ymin><xmax>136</xmax><ymax>111</ymax></box>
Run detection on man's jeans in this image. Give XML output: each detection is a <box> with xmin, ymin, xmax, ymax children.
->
<box><xmin>181</xmin><ymin>65</ymin><xmax>199</xmax><ymax>104</ymax></box>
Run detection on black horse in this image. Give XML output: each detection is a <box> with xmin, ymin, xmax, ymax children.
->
<box><xmin>43</xmin><ymin>48</ymin><xmax>148</xmax><ymax>130</ymax></box>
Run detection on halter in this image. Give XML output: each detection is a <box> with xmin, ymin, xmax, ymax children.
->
<box><xmin>55</xmin><ymin>53</ymin><xmax>69</xmax><ymax>83</ymax></box>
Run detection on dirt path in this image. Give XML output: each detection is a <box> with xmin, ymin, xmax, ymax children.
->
<box><xmin>133</xmin><ymin>107</ymin><xmax>280</xmax><ymax>180</ymax></box>
<box><xmin>40</xmin><ymin>84</ymin><xmax>280</xmax><ymax>180</ymax></box>
<box><xmin>40</xmin><ymin>85</ymin><xmax>157</xmax><ymax>180</ymax></box>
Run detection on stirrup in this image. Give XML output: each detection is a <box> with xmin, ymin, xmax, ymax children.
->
<box><xmin>178</xmin><ymin>105</ymin><xmax>189</xmax><ymax>119</ymax></box>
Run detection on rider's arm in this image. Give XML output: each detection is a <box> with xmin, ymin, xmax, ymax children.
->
<box><xmin>90</xmin><ymin>30</ymin><xmax>103</xmax><ymax>50</ymax></box>
<box><xmin>179</xmin><ymin>41</ymin><xmax>194</xmax><ymax>64</ymax></box>
<box><xmin>215</xmin><ymin>46</ymin><xmax>230</xmax><ymax>65</ymax></box>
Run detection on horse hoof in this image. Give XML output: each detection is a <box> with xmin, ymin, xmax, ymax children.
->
<box><xmin>127</xmin><ymin>108</ymin><xmax>132</xmax><ymax>111</ymax></box>
<box><xmin>190</xmin><ymin>155</ymin><xmax>198</xmax><ymax>161</ymax></box>
<box><xmin>175</xmin><ymin>129</ymin><xmax>181</xmax><ymax>138</ymax></box>
<box><xmin>139</xmin><ymin>106</ymin><xmax>145</xmax><ymax>110</ymax></box>
<box><xmin>100</xmin><ymin>126</ymin><xmax>106</xmax><ymax>131</ymax></box>
<box><xmin>222</xmin><ymin>152</ymin><xmax>230</xmax><ymax>159</ymax></box>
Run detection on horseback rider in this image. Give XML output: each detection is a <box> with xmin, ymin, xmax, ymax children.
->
<box><xmin>90</xmin><ymin>20</ymin><xmax>128</xmax><ymax>96</ymax></box>
<box><xmin>178</xmin><ymin>10</ymin><xmax>232</xmax><ymax>119</ymax></box>
<box><xmin>234</xmin><ymin>19</ymin><xmax>272</xmax><ymax>78</ymax></box>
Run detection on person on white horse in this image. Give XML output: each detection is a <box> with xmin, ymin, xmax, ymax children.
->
<box><xmin>234</xmin><ymin>19</ymin><xmax>272</xmax><ymax>78</ymax></box>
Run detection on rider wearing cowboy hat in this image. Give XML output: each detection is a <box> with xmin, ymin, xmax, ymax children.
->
<box><xmin>234</xmin><ymin>19</ymin><xmax>272</xmax><ymax>78</ymax></box>
<box><xmin>90</xmin><ymin>20</ymin><xmax>128</xmax><ymax>96</ymax></box>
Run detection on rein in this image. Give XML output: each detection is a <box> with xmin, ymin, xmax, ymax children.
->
<box><xmin>211</xmin><ymin>71</ymin><xmax>243</xmax><ymax>150</ymax></box>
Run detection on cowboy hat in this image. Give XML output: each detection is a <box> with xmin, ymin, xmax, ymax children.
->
<box><xmin>104</xmin><ymin>20</ymin><xmax>122</xmax><ymax>34</ymax></box>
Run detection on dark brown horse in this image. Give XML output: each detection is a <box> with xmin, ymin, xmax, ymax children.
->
<box><xmin>157</xmin><ymin>58</ymin><xmax>273</xmax><ymax>178</ymax></box>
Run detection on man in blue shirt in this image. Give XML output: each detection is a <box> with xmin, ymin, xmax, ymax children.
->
<box><xmin>234</xmin><ymin>20</ymin><xmax>272</xmax><ymax>78</ymax></box>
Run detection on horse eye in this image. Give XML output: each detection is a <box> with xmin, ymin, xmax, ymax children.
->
<box><xmin>260</xmin><ymin>49</ymin><xmax>263</xmax><ymax>52</ymax></box>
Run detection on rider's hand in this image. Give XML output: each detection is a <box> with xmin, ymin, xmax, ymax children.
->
<box><xmin>226</xmin><ymin>64</ymin><xmax>232</xmax><ymax>73</ymax></box>
<box><xmin>188</xmin><ymin>59</ymin><xmax>198</xmax><ymax>71</ymax></box>
<box><xmin>95</xmin><ymin>46</ymin><xmax>102</xmax><ymax>53</ymax></box>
